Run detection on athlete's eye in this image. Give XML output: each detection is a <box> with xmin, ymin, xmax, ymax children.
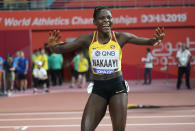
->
<box><xmin>107</xmin><ymin>16</ymin><xmax>112</xmax><ymax>20</ymax></box>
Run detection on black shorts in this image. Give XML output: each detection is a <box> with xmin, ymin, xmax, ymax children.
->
<box><xmin>72</xmin><ymin>69</ymin><xmax>78</xmax><ymax>79</ymax></box>
<box><xmin>92</xmin><ymin>76</ymin><xmax>128</xmax><ymax>102</ymax></box>
<box><xmin>78</xmin><ymin>71</ymin><xmax>87</xmax><ymax>76</ymax></box>
<box><xmin>18</xmin><ymin>74</ymin><xmax>27</xmax><ymax>79</ymax></box>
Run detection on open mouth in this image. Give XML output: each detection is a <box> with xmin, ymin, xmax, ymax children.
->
<box><xmin>102</xmin><ymin>25</ymin><xmax>110</xmax><ymax>30</ymax></box>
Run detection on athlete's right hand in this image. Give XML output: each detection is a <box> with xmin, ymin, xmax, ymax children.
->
<box><xmin>48</xmin><ymin>30</ymin><xmax>61</xmax><ymax>47</ymax></box>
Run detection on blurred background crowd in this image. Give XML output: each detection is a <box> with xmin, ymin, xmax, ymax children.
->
<box><xmin>0</xmin><ymin>0</ymin><xmax>195</xmax><ymax>95</ymax></box>
<box><xmin>0</xmin><ymin>44</ymin><xmax>91</xmax><ymax>95</ymax></box>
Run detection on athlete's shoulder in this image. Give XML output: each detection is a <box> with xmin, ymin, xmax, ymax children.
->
<box><xmin>73</xmin><ymin>33</ymin><xmax>93</xmax><ymax>47</ymax></box>
<box><xmin>114</xmin><ymin>31</ymin><xmax>133</xmax><ymax>37</ymax></box>
<box><xmin>113</xmin><ymin>31</ymin><xmax>126</xmax><ymax>40</ymax></box>
<box><xmin>79</xmin><ymin>33</ymin><xmax>92</xmax><ymax>40</ymax></box>
<box><xmin>115</xmin><ymin>32</ymin><xmax>135</xmax><ymax>43</ymax></box>
<box><xmin>80</xmin><ymin>33</ymin><xmax>93</xmax><ymax>42</ymax></box>
<box><xmin>113</xmin><ymin>31</ymin><xmax>133</xmax><ymax>47</ymax></box>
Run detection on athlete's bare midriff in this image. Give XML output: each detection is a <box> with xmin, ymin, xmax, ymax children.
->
<box><xmin>92</xmin><ymin>71</ymin><xmax>122</xmax><ymax>80</ymax></box>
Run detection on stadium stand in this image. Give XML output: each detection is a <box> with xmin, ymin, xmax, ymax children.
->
<box><xmin>50</xmin><ymin>0</ymin><xmax>195</xmax><ymax>9</ymax></box>
<box><xmin>0</xmin><ymin>0</ymin><xmax>195</xmax><ymax>10</ymax></box>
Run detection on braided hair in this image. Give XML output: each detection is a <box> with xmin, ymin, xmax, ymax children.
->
<box><xmin>93</xmin><ymin>6</ymin><xmax>111</xmax><ymax>20</ymax></box>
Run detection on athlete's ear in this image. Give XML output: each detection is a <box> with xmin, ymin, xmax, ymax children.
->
<box><xmin>93</xmin><ymin>19</ymin><xmax>97</xmax><ymax>26</ymax></box>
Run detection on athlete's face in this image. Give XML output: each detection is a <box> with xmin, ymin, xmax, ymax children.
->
<box><xmin>93</xmin><ymin>9</ymin><xmax>113</xmax><ymax>34</ymax></box>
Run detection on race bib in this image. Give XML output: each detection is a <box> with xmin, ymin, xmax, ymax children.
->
<box><xmin>91</xmin><ymin>50</ymin><xmax>119</xmax><ymax>74</ymax></box>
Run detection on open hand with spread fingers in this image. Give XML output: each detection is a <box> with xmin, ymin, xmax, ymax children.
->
<box><xmin>153</xmin><ymin>27</ymin><xmax>165</xmax><ymax>46</ymax></box>
<box><xmin>48</xmin><ymin>30</ymin><xmax>61</xmax><ymax>47</ymax></box>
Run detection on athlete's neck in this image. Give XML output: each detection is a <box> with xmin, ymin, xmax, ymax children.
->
<box><xmin>98</xmin><ymin>31</ymin><xmax>111</xmax><ymax>44</ymax></box>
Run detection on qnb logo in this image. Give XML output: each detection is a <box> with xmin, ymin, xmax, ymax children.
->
<box><xmin>95</xmin><ymin>50</ymin><xmax>116</xmax><ymax>56</ymax></box>
<box><xmin>102</xmin><ymin>51</ymin><xmax>115</xmax><ymax>56</ymax></box>
<box><xmin>95</xmin><ymin>50</ymin><xmax>116</xmax><ymax>57</ymax></box>
<box><xmin>95</xmin><ymin>51</ymin><xmax>101</xmax><ymax>56</ymax></box>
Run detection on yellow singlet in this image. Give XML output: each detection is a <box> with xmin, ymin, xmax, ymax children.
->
<box><xmin>77</xmin><ymin>58</ymin><xmax>88</xmax><ymax>73</ymax></box>
<box><xmin>89</xmin><ymin>31</ymin><xmax>122</xmax><ymax>75</ymax></box>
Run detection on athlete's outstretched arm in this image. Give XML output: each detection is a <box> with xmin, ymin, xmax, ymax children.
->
<box><xmin>48</xmin><ymin>30</ymin><xmax>91</xmax><ymax>53</ymax></box>
<box><xmin>119</xmin><ymin>27</ymin><xmax>165</xmax><ymax>46</ymax></box>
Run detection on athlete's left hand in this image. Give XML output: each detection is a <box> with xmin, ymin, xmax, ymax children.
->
<box><xmin>153</xmin><ymin>27</ymin><xmax>165</xmax><ymax>46</ymax></box>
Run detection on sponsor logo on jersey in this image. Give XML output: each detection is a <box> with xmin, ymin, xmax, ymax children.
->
<box><xmin>110</xmin><ymin>45</ymin><xmax>115</xmax><ymax>49</ymax></box>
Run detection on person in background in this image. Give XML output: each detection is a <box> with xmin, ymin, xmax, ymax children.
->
<box><xmin>32</xmin><ymin>49</ymin><xmax>42</xmax><ymax>69</ymax></box>
<box><xmin>0</xmin><ymin>56</ymin><xmax>4</xmax><ymax>93</ymax></box>
<box><xmin>4</xmin><ymin>55</ymin><xmax>16</xmax><ymax>93</ymax></box>
<box><xmin>32</xmin><ymin>49</ymin><xmax>37</xmax><ymax>60</ymax></box>
<box><xmin>141</xmin><ymin>48</ymin><xmax>154</xmax><ymax>85</ymax></box>
<box><xmin>18</xmin><ymin>51</ymin><xmax>29</xmax><ymax>92</ymax></box>
<box><xmin>70</xmin><ymin>52</ymin><xmax>80</xmax><ymax>88</ymax></box>
<box><xmin>176</xmin><ymin>43</ymin><xmax>191</xmax><ymax>90</ymax></box>
<box><xmin>13</xmin><ymin>51</ymin><xmax>21</xmax><ymax>90</ymax></box>
<box><xmin>13</xmin><ymin>51</ymin><xmax>20</xmax><ymax>68</ymax></box>
<box><xmin>31</xmin><ymin>49</ymin><xmax>37</xmax><ymax>71</ymax></box>
<box><xmin>33</xmin><ymin>61</ymin><xmax>49</xmax><ymax>93</ymax></box>
<box><xmin>77</xmin><ymin>51</ymin><xmax>88</xmax><ymax>88</ymax></box>
<box><xmin>186</xmin><ymin>46</ymin><xmax>192</xmax><ymax>74</ymax></box>
<box><xmin>44</xmin><ymin>43</ymin><xmax>53</xmax><ymax>86</ymax></box>
<box><xmin>40</xmin><ymin>48</ymin><xmax>49</xmax><ymax>88</ymax></box>
<box><xmin>48</xmin><ymin>53</ymin><xmax>63</xmax><ymax>86</ymax></box>
<box><xmin>32</xmin><ymin>49</ymin><xmax>42</xmax><ymax>87</ymax></box>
